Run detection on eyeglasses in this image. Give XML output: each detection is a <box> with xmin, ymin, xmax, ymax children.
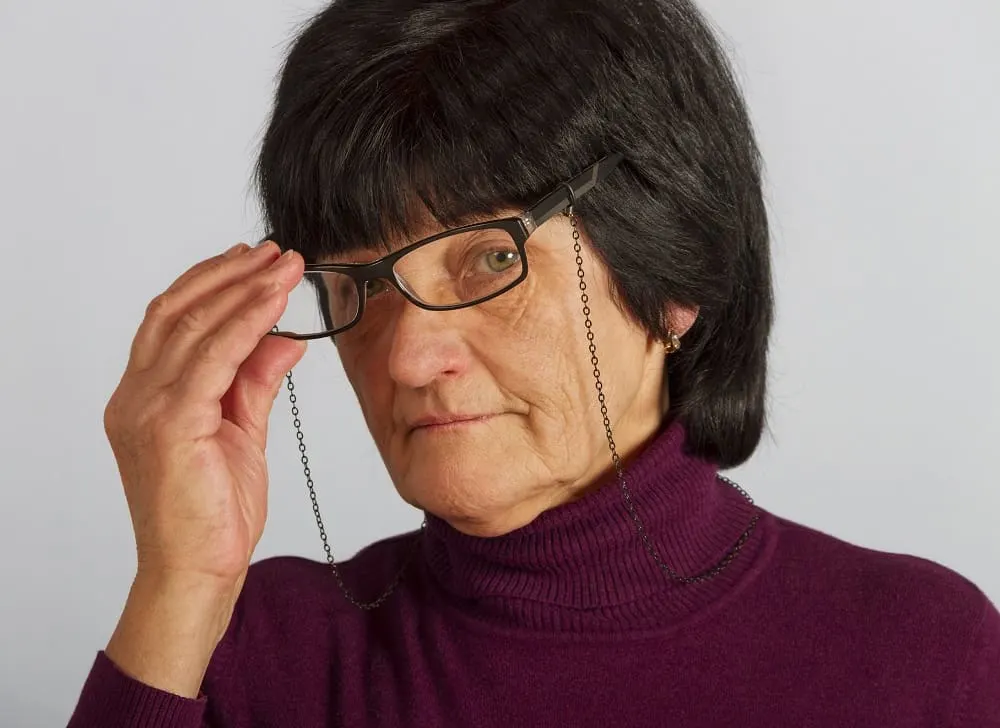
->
<box><xmin>268</xmin><ymin>153</ymin><xmax>624</xmax><ymax>340</ymax></box>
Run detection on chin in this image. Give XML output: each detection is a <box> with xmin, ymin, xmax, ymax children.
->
<box><xmin>393</xmin><ymin>454</ymin><xmax>538</xmax><ymax>537</ymax></box>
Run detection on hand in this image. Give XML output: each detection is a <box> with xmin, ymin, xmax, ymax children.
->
<box><xmin>103</xmin><ymin>241</ymin><xmax>306</xmax><ymax>587</ymax></box>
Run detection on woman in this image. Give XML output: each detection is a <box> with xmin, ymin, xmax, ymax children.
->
<box><xmin>69</xmin><ymin>1</ymin><xmax>998</xmax><ymax>726</ymax></box>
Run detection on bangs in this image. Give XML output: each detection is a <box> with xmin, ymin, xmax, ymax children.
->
<box><xmin>252</xmin><ymin>1</ymin><xmax>612</xmax><ymax>260</ymax></box>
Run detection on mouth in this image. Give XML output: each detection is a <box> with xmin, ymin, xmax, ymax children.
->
<box><xmin>410</xmin><ymin>414</ymin><xmax>499</xmax><ymax>433</ymax></box>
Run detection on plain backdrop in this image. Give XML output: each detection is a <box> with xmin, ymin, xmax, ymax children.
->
<box><xmin>1</xmin><ymin>1</ymin><xmax>998</xmax><ymax>726</ymax></box>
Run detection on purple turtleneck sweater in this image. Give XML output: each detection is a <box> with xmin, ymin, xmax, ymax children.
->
<box><xmin>68</xmin><ymin>421</ymin><xmax>1000</xmax><ymax>727</ymax></box>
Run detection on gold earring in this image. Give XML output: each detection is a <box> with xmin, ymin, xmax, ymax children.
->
<box><xmin>663</xmin><ymin>331</ymin><xmax>681</xmax><ymax>355</ymax></box>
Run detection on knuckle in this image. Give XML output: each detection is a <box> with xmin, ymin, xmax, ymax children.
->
<box><xmin>253</xmin><ymin>277</ymin><xmax>285</xmax><ymax>307</ymax></box>
<box><xmin>144</xmin><ymin>293</ymin><xmax>172</xmax><ymax>320</ymax></box>
<box><xmin>176</xmin><ymin>306</ymin><xmax>209</xmax><ymax>337</ymax></box>
<box><xmin>192</xmin><ymin>332</ymin><xmax>231</xmax><ymax>370</ymax></box>
<box><xmin>264</xmin><ymin>276</ymin><xmax>286</xmax><ymax>296</ymax></box>
<box><xmin>103</xmin><ymin>395</ymin><xmax>123</xmax><ymax>437</ymax></box>
<box><xmin>247</xmin><ymin>272</ymin><xmax>279</xmax><ymax>298</ymax></box>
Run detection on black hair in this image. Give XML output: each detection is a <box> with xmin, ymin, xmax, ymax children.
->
<box><xmin>254</xmin><ymin>0</ymin><xmax>774</xmax><ymax>468</ymax></box>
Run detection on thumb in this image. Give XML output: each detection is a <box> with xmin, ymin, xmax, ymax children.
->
<box><xmin>223</xmin><ymin>335</ymin><xmax>308</xmax><ymax>447</ymax></box>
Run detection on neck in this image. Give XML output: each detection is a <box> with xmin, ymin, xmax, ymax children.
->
<box><xmin>419</xmin><ymin>419</ymin><xmax>766</xmax><ymax>632</ymax></box>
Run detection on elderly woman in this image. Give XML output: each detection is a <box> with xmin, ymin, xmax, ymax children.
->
<box><xmin>69</xmin><ymin>1</ymin><xmax>998</xmax><ymax>726</ymax></box>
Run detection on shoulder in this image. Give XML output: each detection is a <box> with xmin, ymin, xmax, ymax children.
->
<box><xmin>760</xmin><ymin>513</ymin><xmax>1000</xmax><ymax>721</ymax></box>
<box><xmin>767</xmin><ymin>513</ymin><xmax>990</xmax><ymax>623</ymax></box>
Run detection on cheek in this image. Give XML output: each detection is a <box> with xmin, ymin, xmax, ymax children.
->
<box><xmin>482</xmin><ymin>288</ymin><xmax>594</xmax><ymax>431</ymax></box>
<box><xmin>338</xmin><ymin>345</ymin><xmax>393</xmax><ymax>424</ymax></box>
<box><xmin>477</xmin><ymin>279</ymin><xmax>576</xmax><ymax>372</ymax></box>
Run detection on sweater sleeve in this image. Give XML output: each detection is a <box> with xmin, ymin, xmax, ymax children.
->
<box><xmin>66</xmin><ymin>651</ymin><xmax>211</xmax><ymax>728</ymax></box>
<box><xmin>947</xmin><ymin>594</ymin><xmax>1000</xmax><ymax>726</ymax></box>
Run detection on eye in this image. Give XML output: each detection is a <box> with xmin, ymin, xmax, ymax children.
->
<box><xmin>364</xmin><ymin>278</ymin><xmax>390</xmax><ymax>298</ymax></box>
<box><xmin>481</xmin><ymin>250</ymin><xmax>520</xmax><ymax>273</ymax></box>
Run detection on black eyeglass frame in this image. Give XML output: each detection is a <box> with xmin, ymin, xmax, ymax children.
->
<box><xmin>267</xmin><ymin>152</ymin><xmax>625</xmax><ymax>340</ymax></box>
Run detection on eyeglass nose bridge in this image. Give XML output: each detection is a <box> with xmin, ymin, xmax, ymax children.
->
<box><xmin>352</xmin><ymin>255</ymin><xmax>429</xmax><ymax>310</ymax></box>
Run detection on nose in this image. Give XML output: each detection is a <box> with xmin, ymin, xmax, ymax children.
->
<box><xmin>386</xmin><ymin>300</ymin><xmax>470</xmax><ymax>389</ymax></box>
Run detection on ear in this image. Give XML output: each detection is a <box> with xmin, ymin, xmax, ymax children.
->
<box><xmin>665</xmin><ymin>303</ymin><xmax>699</xmax><ymax>338</ymax></box>
<box><xmin>645</xmin><ymin>302</ymin><xmax>699</xmax><ymax>354</ymax></box>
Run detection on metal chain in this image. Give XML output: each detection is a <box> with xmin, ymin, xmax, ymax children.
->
<box><xmin>568</xmin><ymin>209</ymin><xmax>760</xmax><ymax>584</ymax></box>
<box><xmin>282</xmin><ymin>367</ymin><xmax>425</xmax><ymax>611</ymax></box>
<box><xmin>281</xmin><ymin>208</ymin><xmax>761</xmax><ymax>609</ymax></box>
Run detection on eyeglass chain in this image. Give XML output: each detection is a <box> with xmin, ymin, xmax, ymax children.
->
<box><xmin>281</xmin><ymin>209</ymin><xmax>760</xmax><ymax>609</ymax></box>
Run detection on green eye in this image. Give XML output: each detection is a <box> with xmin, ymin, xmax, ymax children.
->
<box><xmin>484</xmin><ymin>250</ymin><xmax>519</xmax><ymax>273</ymax></box>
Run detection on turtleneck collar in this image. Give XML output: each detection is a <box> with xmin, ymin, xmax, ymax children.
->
<box><xmin>419</xmin><ymin>418</ymin><xmax>768</xmax><ymax>632</ymax></box>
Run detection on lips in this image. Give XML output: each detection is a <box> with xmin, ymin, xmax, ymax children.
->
<box><xmin>409</xmin><ymin>413</ymin><xmax>496</xmax><ymax>431</ymax></box>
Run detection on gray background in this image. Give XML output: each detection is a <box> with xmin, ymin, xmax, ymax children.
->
<box><xmin>1</xmin><ymin>1</ymin><xmax>998</xmax><ymax>726</ymax></box>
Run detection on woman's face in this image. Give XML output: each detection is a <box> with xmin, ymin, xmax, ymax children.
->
<box><xmin>335</xmin><ymin>211</ymin><xmax>688</xmax><ymax>536</ymax></box>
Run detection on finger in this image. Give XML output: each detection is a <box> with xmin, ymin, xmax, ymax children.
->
<box><xmin>170</xmin><ymin>242</ymin><xmax>250</xmax><ymax>295</ymax></box>
<box><xmin>221</xmin><ymin>334</ymin><xmax>308</xmax><ymax>448</ymax></box>
<box><xmin>127</xmin><ymin>242</ymin><xmax>251</xmax><ymax>369</ymax></box>
<box><xmin>153</xmin><ymin>250</ymin><xmax>302</xmax><ymax>384</ymax></box>
<box><xmin>172</xmin><ymin>252</ymin><xmax>304</xmax><ymax>404</ymax></box>
<box><xmin>129</xmin><ymin>241</ymin><xmax>281</xmax><ymax>371</ymax></box>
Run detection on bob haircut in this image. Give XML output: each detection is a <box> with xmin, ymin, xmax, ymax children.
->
<box><xmin>254</xmin><ymin>0</ymin><xmax>774</xmax><ymax>469</ymax></box>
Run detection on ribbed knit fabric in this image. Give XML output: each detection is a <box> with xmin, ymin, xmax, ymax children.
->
<box><xmin>419</xmin><ymin>420</ymin><xmax>759</xmax><ymax>632</ymax></box>
<box><xmin>67</xmin><ymin>420</ymin><xmax>1000</xmax><ymax>727</ymax></box>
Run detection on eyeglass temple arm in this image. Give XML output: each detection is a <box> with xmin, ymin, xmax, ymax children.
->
<box><xmin>258</xmin><ymin>153</ymin><xmax>624</xmax><ymax>246</ymax></box>
<box><xmin>526</xmin><ymin>152</ymin><xmax>625</xmax><ymax>228</ymax></box>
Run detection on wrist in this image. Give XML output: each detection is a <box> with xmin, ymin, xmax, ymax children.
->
<box><xmin>104</xmin><ymin>569</ymin><xmax>244</xmax><ymax>698</ymax></box>
<box><xmin>131</xmin><ymin>568</ymin><xmax>243</xmax><ymax>640</ymax></box>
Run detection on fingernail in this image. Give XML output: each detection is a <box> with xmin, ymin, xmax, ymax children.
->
<box><xmin>277</xmin><ymin>249</ymin><xmax>296</xmax><ymax>264</ymax></box>
<box><xmin>223</xmin><ymin>243</ymin><xmax>247</xmax><ymax>256</ymax></box>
